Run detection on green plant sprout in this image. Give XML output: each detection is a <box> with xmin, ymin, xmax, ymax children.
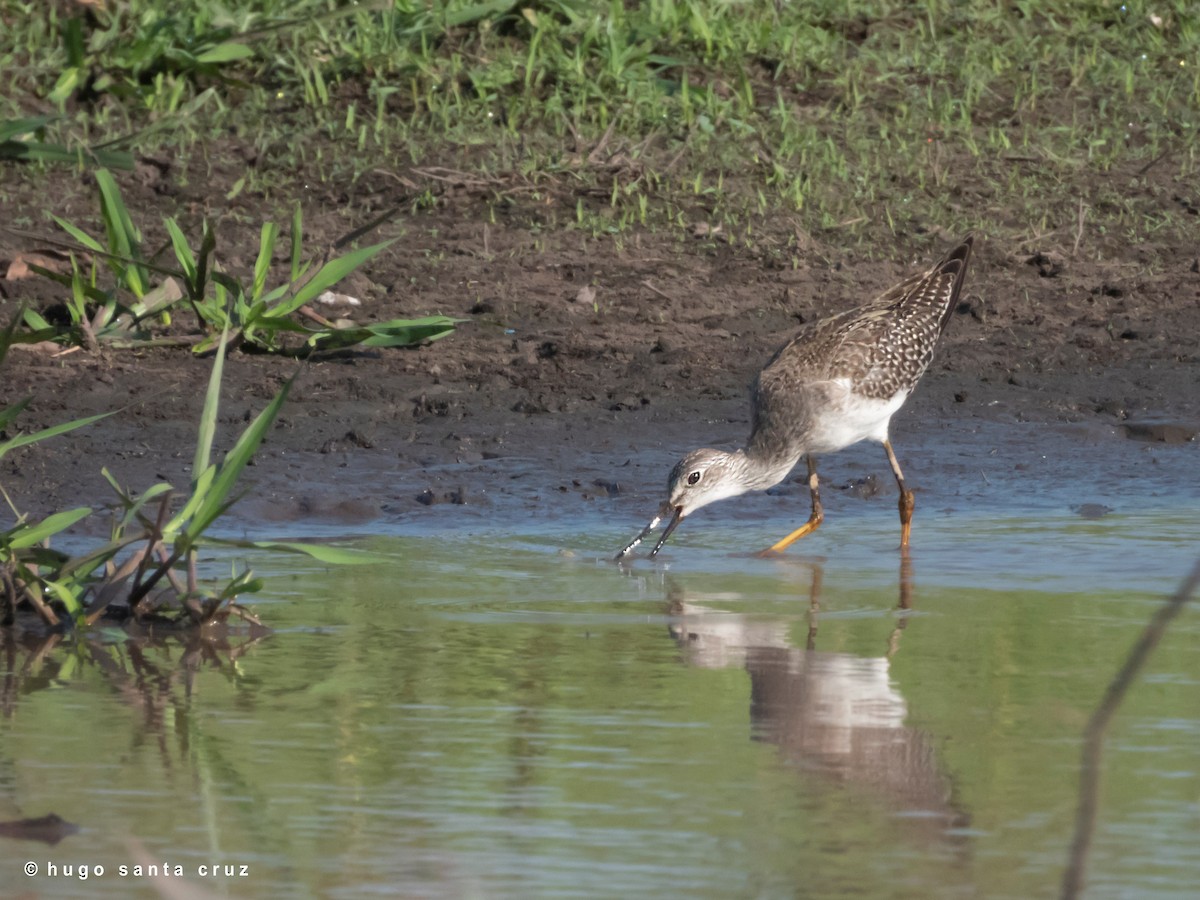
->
<box><xmin>1</xmin><ymin>319</ymin><xmax>379</xmax><ymax>631</ymax></box>
<box><xmin>19</xmin><ymin>170</ymin><xmax>459</xmax><ymax>354</ymax></box>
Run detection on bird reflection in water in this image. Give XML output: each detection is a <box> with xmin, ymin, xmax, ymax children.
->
<box><xmin>666</xmin><ymin>555</ymin><xmax>969</xmax><ymax>841</ymax></box>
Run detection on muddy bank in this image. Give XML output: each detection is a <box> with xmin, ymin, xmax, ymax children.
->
<box><xmin>2</xmin><ymin>202</ymin><xmax>1198</xmax><ymax>535</ymax></box>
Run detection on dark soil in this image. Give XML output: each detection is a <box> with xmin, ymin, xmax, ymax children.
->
<box><xmin>2</xmin><ymin>157</ymin><xmax>1198</xmax><ymax>537</ymax></box>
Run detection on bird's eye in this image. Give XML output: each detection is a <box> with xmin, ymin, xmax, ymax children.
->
<box><xmin>687</xmin><ymin>470</ymin><xmax>702</xmax><ymax>486</ymax></box>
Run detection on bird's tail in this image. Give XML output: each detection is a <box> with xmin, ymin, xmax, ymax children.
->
<box><xmin>928</xmin><ymin>233</ymin><xmax>975</xmax><ymax>336</ymax></box>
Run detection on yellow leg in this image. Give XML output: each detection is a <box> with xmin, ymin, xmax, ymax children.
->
<box><xmin>883</xmin><ymin>439</ymin><xmax>915</xmax><ymax>548</ymax></box>
<box><xmin>758</xmin><ymin>457</ymin><xmax>823</xmax><ymax>556</ymax></box>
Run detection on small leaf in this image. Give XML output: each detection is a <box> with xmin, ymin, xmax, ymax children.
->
<box><xmin>444</xmin><ymin>0</ymin><xmax>515</xmax><ymax>28</ymax></box>
<box><xmin>165</xmin><ymin>463</ymin><xmax>215</xmax><ymax>536</ymax></box>
<box><xmin>164</xmin><ymin>218</ymin><xmax>197</xmax><ymax>283</ymax></box>
<box><xmin>211</xmin><ymin>539</ymin><xmax>385</xmax><ymax>565</ymax></box>
<box><xmin>194</xmin><ymin>329</ymin><xmax>229</xmax><ymax>483</ymax></box>
<box><xmin>132</xmin><ymin>276</ymin><xmax>184</xmax><ymax>318</ymax></box>
<box><xmin>5</xmin><ymin>507</ymin><xmax>92</xmax><ymax>549</ymax></box>
<box><xmin>290</xmin><ymin>203</ymin><xmax>303</xmax><ymax>282</ymax></box>
<box><xmin>194</xmin><ymin>42</ymin><xmax>254</xmax><ymax>64</ymax></box>
<box><xmin>0</xmin><ymin>398</ymin><xmax>31</xmax><ymax>431</ymax></box>
<box><xmin>308</xmin><ymin>316</ymin><xmax>459</xmax><ymax>351</ymax></box>
<box><xmin>253</xmin><ymin>221</ymin><xmax>278</xmax><ymax>301</ymax></box>
<box><xmin>184</xmin><ymin>376</ymin><xmax>293</xmax><ymax>541</ymax></box>
<box><xmin>0</xmin><ymin>116</ymin><xmax>59</xmax><ymax>142</ymax></box>
<box><xmin>43</xmin><ymin>578</ymin><xmax>84</xmax><ymax>615</ymax></box>
<box><xmin>95</xmin><ymin>169</ymin><xmax>147</xmax><ymax>296</ymax></box>
<box><xmin>52</xmin><ymin>214</ymin><xmax>106</xmax><ymax>254</ymax></box>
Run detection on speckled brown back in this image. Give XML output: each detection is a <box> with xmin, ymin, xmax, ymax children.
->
<box><xmin>755</xmin><ymin>236</ymin><xmax>975</xmax><ymax>406</ymax></box>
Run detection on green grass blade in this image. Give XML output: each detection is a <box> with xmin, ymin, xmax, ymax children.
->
<box><xmin>309</xmin><ymin>316</ymin><xmax>459</xmax><ymax>351</ymax></box>
<box><xmin>290</xmin><ymin>203</ymin><xmax>303</xmax><ymax>282</ymax></box>
<box><xmin>184</xmin><ymin>376</ymin><xmax>293</xmax><ymax>541</ymax></box>
<box><xmin>6</xmin><ymin>507</ymin><xmax>92</xmax><ymax>549</ymax></box>
<box><xmin>265</xmin><ymin>239</ymin><xmax>395</xmax><ymax>319</ymax></box>
<box><xmin>95</xmin><ymin>169</ymin><xmax>147</xmax><ymax>296</ymax></box>
<box><xmin>195</xmin><ymin>220</ymin><xmax>216</xmax><ymax>302</ymax></box>
<box><xmin>52</xmin><ymin>214</ymin><xmax>106</xmax><ymax>254</ymax></box>
<box><xmin>22</xmin><ymin>307</ymin><xmax>52</xmax><ymax>330</ymax></box>
<box><xmin>0</xmin><ymin>308</ymin><xmax>24</xmax><ymax>368</ymax></box>
<box><xmin>43</xmin><ymin>578</ymin><xmax>84</xmax><ymax>616</ymax></box>
<box><xmin>193</xmin><ymin>328</ymin><xmax>229</xmax><ymax>479</ymax></box>
<box><xmin>165</xmin><ymin>463</ymin><xmax>215</xmax><ymax>535</ymax></box>
<box><xmin>207</xmin><ymin>538</ymin><xmax>385</xmax><ymax>564</ymax></box>
<box><xmin>13</xmin><ymin>546</ymin><xmax>71</xmax><ymax>569</ymax></box>
<box><xmin>194</xmin><ymin>42</ymin><xmax>255</xmax><ymax>64</ymax></box>
<box><xmin>0</xmin><ymin>411</ymin><xmax>112</xmax><ymax>461</ymax></box>
<box><xmin>257</xmin><ymin>283</ymin><xmax>290</xmax><ymax>306</ymax></box>
<box><xmin>113</xmin><ymin>481</ymin><xmax>174</xmax><ymax>529</ymax></box>
<box><xmin>217</xmin><ymin>571</ymin><xmax>263</xmax><ymax>600</ymax></box>
<box><xmin>164</xmin><ymin>218</ymin><xmax>197</xmax><ymax>283</ymax></box>
<box><xmin>444</xmin><ymin>0</ymin><xmax>514</xmax><ymax>28</ymax></box>
<box><xmin>0</xmin><ymin>398</ymin><xmax>32</xmax><ymax>432</ymax></box>
<box><xmin>0</xmin><ymin>116</ymin><xmax>59</xmax><ymax>142</ymax></box>
<box><xmin>55</xmin><ymin>532</ymin><xmax>145</xmax><ymax>579</ymax></box>
<box><xmin>253</xmin><ymin>221</ymin><xmax>279</xmax><ymax>301</ymax></box>
<box><xmin>0</xmin><ymin>141</ymin><xmax>133</xmax><ymax>169</ymax></box>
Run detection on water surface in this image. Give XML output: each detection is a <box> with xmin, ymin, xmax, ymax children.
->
<box><xmin>2</xmin><ymin>432</ymin><xmax>1199</xmax><ymax>899</ymax></box>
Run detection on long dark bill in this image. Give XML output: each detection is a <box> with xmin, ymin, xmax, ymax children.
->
<box><xmin>615</xmin><ymin>514</ymin><xmax>662</xmax><ymax>560</ymax></box>
<box><xmin>649</xmin><ymin>506</ymin><xmax>685</xmax><ymax>557</ymax></box>
<box><xmin>615</xmin><ymin>503</ymin><xmax>679</xmax><ymax>560</ymax></box>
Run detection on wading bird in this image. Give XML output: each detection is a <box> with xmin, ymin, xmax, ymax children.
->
<box><xmin>617</xmin><ymin>234</ymin><xmax>975</xmax><ymax>559</ymax></box>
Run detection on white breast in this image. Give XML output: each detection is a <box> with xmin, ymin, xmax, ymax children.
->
<box><xmin>803</xmin><ymin>380</ymin><xmax>907</xmax><ymax>454</ymax></box>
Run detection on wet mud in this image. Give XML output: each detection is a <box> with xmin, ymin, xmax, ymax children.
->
<box><xmin>2</xmin><ymin>183</ymin><xmax>1198</xmax><ymax>537</ymax></box>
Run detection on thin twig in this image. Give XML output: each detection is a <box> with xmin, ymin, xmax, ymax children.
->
<box><xmin>296</xmin><ymin>305</ymin><xmax>337</xmax><ymax>329</ymax></box>
<box><xmin>1135</xmin><ymin>146</ymin><xmax>1172</xmax><ymax>177</ymax></box>
<box><xmin>409</xmin><ymin>167</ymin><xmax>500</xmax><ymax>187</ymax></box>
<box><xmin>1072</xmin><ymin>198</ymin><xmax>1087</xmax><ymax>257</ymax></box>
<box><xmin>126</xmin><ymin>547</ymin><xmax>184</xmax><ymax>611</ymax></box>
<box><xmin>15</xmin><ymin>578</ymin><xmax>59</xmax><ymax>627</ymax></box>
<box><xmin>1</xmin><ymin>567</ymin><xmax>15</xmax><ymax>626</ymax></box>
<box><xmin>587</xmin><ymin>120</ymin><xmax>618</xmax><ymax>165</ymax></box>
<box><xmin>227</xmin><ymin>603</ymin><xmax>264</xmax><ymax>627</ymax></box>
<box><xmin>77</xmin><ymin>317</ymin><xmax>100</xmax><ymax>354</ymax></box>
<box><xmin>640</xmin><ymin>279</ymin><xmax>678</xmax><ymax>303</ymax></box>
<box><xmin>144</xmin><ymin>542</ymin><xmax>188</xmax><ymax>599</ymax></box>
<box><xmin>185</xmin><ymin>548</ymin><xmax>197</xmax><ymax>597</ymax></box>
<box><xmin>1061</xmin><ymin>558</ymin><xmax>1200</xmax><ymax>900</ymax></box>
<box><xmin>84</xmin><ymin>546</ymin><xmax>151</xmax><ymax>625</ymax></box>
<box><xmin>129</xmin><ymin>494</ymin><xmax>171</xmax><ymax>606</ymax></box>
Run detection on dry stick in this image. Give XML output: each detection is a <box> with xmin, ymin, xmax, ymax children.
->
<box><xmin>78</xmin><ymin>316</ymin><xmax>100</xmax><ymax>354</ymax></box>
<box><xmin>640</xmin><ymin>280</ymin><xmax>678</xmax><ymax>303</ymax></box>
<box><xmin>1135</xmin><ymin>146</ymin><xmax>1172</xmax><ymax>177</ymax></box>
<box><xmin>587</xmin><ymin>120</ymin><xmax>619</xmax><ymax>165</ymax></box>
<box><xmin>125</xmin><ymin>546</ymin><xmax>185</xmax><ymax>611</ymax></box>
<box><xmin>296</xmin><ymin>305</ymin><xmax>337</xmax><ymax>329</ymax></box>
<box><xmin>184</xmin><ymin>547</ymin><xmax>197</xmax><ymax>597</ymax></box>
<box><xmin>15</xmin><ymin>578</ymin><xmax>59</xmax><ymax>627</ymax></box>
<box><xmin>128</xmin><ymin>493</ymin><xmax>172</xmax><ymax>608</ymax></box>
<box><xmin>1060</xmin><ymin>557</ymin><xmax>1200</xmax><ymax>900</ymax></box>
<box><xmin>1072</xmin><ymin>198</ymin><xmax>1087</xmax><ymax>257</ymax></box>
<box><xmin>0</xmin><ymin>567</ymin><xmax>16</xmax><ymax>626</ymax></box>
<box><xmin>144</xmin><ymin>542</ymin><xmax>188</xmax><ymax>599</ymax></box>
<box><xmin>84</xmin><ymin>547</ymin><xmax>150</xmax><ymax>626</ymax></box>
<box><xmin>227</xmin><ymin>603</ymin><xmax>265</xmax><ymax>628</ymax></box>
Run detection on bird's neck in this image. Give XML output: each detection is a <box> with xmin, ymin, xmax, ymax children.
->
<box><xmin>733</xmin><ymin>445</ymin><xmax>803</xmax><ymax>493</ymax></box>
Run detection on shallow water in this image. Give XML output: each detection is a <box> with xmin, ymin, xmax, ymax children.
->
<box><xmin>2</xmin><ymin>428</ymin><xmax>1199</xmax><ymax>899</ymax></box>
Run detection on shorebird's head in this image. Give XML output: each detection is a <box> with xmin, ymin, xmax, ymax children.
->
<box><xmin>616</xmin><ymin>449</ymin><xmax>749</xmax><ymax>559</ymax></box>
